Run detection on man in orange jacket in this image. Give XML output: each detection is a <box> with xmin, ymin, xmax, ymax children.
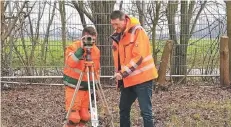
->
<box><xmin>63</xmin><ymin>26</ymin><xmax>100</xmax><ymax>127</ymax></box>
<box><xmin>110</xmin><ymin>10</ymin><xmax>158</xmax><ymax>127</ymax></box>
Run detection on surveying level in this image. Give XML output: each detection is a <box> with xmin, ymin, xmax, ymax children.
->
<box><xmin>63</xmin><ymin>37</ymin><xmax>114</xmax><ymax>127</ymax></box>
<box><xmin>82</xmin><ymin>35</ymin><xmax>95</xmax><ymax>49</ymax></box>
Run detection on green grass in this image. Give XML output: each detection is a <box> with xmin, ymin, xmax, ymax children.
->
<box><xmin>164</xmin><ymin>100</ymin><xmax>231</xmax><ymax>127</ymax></box>
<box><xmin>2</xmin><ymin>38</ymin><xmax>219</xmax><ymax>69</ymax></box>
<box><xmin>153</xmin><ymin>39</ymin><xmax>219</xmax><ymax>68</ymax></box>
<box><xmin>3</xmin><ymin>38</ymin><xmax>73</xmax><ymax>68</ymax></box>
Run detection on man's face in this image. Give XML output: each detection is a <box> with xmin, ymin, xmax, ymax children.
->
<box><xmin>110</xmin><ymin>18</ymin><xmax>126</xmax><ymax>33</ymax></box>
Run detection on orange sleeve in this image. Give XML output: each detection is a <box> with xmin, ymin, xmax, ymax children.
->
<box><xmin>65</xmin><ymin>42</ymin><xmax>81</xmax><ymax>68</ymax></box>
<box><xmin>120</xmin><ymin>29</ymin><xmax>148</xmax><ymax>78</ymax></box>
<box><xmin>94</xmin><ymin>50</ymin><xmax>101</xmax><ymax>81</ymax></box>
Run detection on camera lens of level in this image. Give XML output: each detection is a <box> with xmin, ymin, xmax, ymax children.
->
<box><xmin>87</xmin><ymin>37</ymin><xmax>92</xmax><ymax>41</ymax></box>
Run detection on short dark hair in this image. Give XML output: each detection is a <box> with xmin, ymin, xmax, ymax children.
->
<box><xmin>110</xmin><ymin>10</ymin><xmax>125</xmax><ymax>20</ymax></box>
<box><xmin>82</xmin><ymin>26</ymin><xmax>97</xmax><ymax>36</ymax></box>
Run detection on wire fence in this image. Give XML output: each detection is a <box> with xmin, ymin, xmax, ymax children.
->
<box><xmin>1</xmin><ymin>1</ymin><xmax>227</xmax><ymax>84</ymax></box>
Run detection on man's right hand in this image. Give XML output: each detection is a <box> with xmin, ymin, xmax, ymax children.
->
<box><xmin>74</xmin><ymin>48</ymin><xmax>84</xmax><ymax>59</ymax></box>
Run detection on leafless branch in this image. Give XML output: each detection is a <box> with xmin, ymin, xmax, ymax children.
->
<box><xmin>71</xmin><ymin>1</ymin><xmax>94</xmax><ymax>23</ymax></box>
<box><xmin>2</xmin><ymin>1</ymin><xmax>27</xmax><ymax>41</ymax></box>
<box><xmin>71</xmin><ymin>1</ymin><xmax>86</xmax><ymax>28</ymax></box>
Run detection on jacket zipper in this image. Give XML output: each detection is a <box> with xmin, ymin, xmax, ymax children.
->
<box><xmin>123</xmin><ymin>45</ymin><xmax>126</xmax><ymax>58</ymax></box>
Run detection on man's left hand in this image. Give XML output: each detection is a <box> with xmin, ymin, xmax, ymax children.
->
<box><xmin>114</xmin><ymin>73</ymin><xmax>122</xmax><ymax>80</ymax></box>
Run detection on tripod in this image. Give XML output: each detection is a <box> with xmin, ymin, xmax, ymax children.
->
<box><xmin>63</xmin><ymin>48</ymin><xmax>114</xmax><ymax>127</ymax></box>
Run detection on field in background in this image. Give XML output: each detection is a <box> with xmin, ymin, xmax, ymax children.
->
<box><xmin>7</xmin><ymin>38</ymin><xmax>218</xmax><ymax>68</ymax></box>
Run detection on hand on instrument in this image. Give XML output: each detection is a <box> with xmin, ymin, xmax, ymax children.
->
<box><xmin>74</xmin><ymin>47</ymin><xmax>85</xmax><ymax>59</ymax></box>
<box><xmin>114</xmin><ymin>73</ymin><xmax>122</xmax><ymax>80</ymax></box>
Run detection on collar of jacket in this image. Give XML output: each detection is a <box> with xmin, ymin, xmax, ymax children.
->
<box><xmin>120</xmin><ymin>16</ymin><xmax>140</xmax><ymax>46</ymax></box>
<box><xmin>110</xmin><ymin>15</ymin><xmax>140</xmax><ymax>45</ymax></box>
<box><xmin>123</xmin><ymin>15</ymin><xmax>140</xmax><ymax>34</ymax></box>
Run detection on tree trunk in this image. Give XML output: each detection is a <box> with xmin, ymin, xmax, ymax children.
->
<box><xmin>71</xmin><ymin>1</ymin><xmax>116</xmax><ymax>81</ymax></box>
<box><xmin>89</xmin><ymin>1</ymin><xmax>116</xmax><ymax>79</ymax></box>
<box><xmin>71</xmin><ymin>1</ymin><xmax>86</xmax><ymax>28</ymax></box>
<box><xmin>166</xmin><ymin>1</ymin><xmax>178</xmax><ymax>81</ymax></box>
<box><xmin>151</xmin><ymin>1</ymin><xmax>161</xmax><ymax>65</ymax></box>
<box><xmin>0</xmin><ymin>0</ymin><xmax>6</xmax><ymax>75</ymax></box>
<box><xmin>40</xmin><ymin>2</ymin><xmax>56</xmax><ymax>75</ymax></box>
<box><xmin>136</xmin><ymin>1</ymin><xmax>145</xmax><ymax>26</ymax></box>
<box><xmin>59</xmin><ymin>1</ymin><xmax>66</xmax><ymax>61</ymax></box>
<box><xmin>167</xmin><ymin>1</ymin><xmax>205</xmax><ymax>83</ymax></box>
<box><xmin>178</xmin><ymin>1</ymin><xmax>192</xmax><ymax>83</ymax></box>
<box><xmin>0</xmin><ymin>0</ymin><xmax>4</xmax><ymax>43</ymax></box>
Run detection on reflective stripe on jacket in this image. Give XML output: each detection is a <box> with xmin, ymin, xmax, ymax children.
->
<box><xmin>111</xmin><ymin>16</ymin><xmax>158</xmax><ymax>88</ymax></box>
<box><xmin>63</xmin><ymin>41</ymin><xmax>100</xmax><ymax>90</ymax></box>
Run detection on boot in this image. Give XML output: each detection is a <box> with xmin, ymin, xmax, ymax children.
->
<box><xmin>67</xmin><ymin>110</ymin><xmax>80</xmax><ymax>127</ymax></box>
<box><xmin>78</xmin><ymin>122</ymin><xmax>87</xmax><ymax>127</ymax></box>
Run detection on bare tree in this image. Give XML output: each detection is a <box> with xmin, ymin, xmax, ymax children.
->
<box><xmin>71</xmin><ymin>1</ymin><xmax>86</xmax><ymax>28</ymax></box>
<box><xmin>149</xmin><ymin>1</ymin><xmax>162</xmax><ymax>63</ymax></box>
<box><xmin>134</xmin><ymin>1</ymin><xmax>163</xmax><ymax>64</ymax></box>
<box><xmin>167</xmin><ymin>1</ymin><xmax>207</xmax><ymax>82</ymax></box>
<box><xmin>40</xmin><ymin>1</ymin><xmax>57</xmax><ymax>75</ymax></box>
<box><xmin>71</xmin><ymin>1</ymin><xmax>116</xmax><ymax>78</ymax></box>
<box><xmin>59</xmin><ymin>1</ymin><xmax>66</xmax><ymax>60</ymax></box>
<box><xmin>136</xmin><ymin>1</ymin><xmax>145</xmax><ymax>26</ymax></box>
<box><xmin>1</xmin><ymin>1</ymin><xmax>34</xmax><ymax>76</ymax></box>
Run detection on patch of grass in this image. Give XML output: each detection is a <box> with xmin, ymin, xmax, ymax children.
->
<box><xmin>3</xmin><ymin>38</ymin><xmax>73</xmax><ymax>68</ymax></box>
<box><xmin>152</xmin><ymin>39</ymin><xmax>219</xmax><ymax>68</ymax></box>
<box><xmin>3</xmin><ymin>38</ymin><xmax>219</xmax><ymax>71</ymax></box>
<box><xmin>165</xmin><ymin>100</ymin><xmax>231</xmax><ymax>127</ymax></box>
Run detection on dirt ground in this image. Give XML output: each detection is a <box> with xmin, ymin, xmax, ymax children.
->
<box><xmin>1</xmin><ymin>83</ymin><xmax>231</xmax><ymax>127</ymax></box>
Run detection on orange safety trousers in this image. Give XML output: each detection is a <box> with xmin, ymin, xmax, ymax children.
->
<box><xmin>65</xmin><ymin>86</ymin><xmax>90</xmax><ymax>126</ymax></box>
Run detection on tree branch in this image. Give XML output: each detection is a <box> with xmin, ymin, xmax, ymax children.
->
<box><xmin>71</xmin><ymin>1</ymin><xmax>95</xmax><ymax>23</ymax></box>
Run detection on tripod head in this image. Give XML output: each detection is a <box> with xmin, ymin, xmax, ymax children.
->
<box><xmin>82</xmin><ymin>35</ymin><xmax>96</xmax><ymax>62</ymax></box>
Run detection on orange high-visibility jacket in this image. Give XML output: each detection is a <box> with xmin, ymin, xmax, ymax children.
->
<box><xmin>63</xmin><ymin>41</ymin><xmax>100</xmax><ymax>90</ymax></box>
<box><xmin>111</xmin><ymin>16</ymin><xmax>158</xmax><ymax>88</ymax></box>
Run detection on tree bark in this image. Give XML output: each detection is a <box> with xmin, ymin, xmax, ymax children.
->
<box><xmin>59</xmin><ymin>1</ymin><xmax>66</xmax><ymax>61</ymax></box>
<box><xmin>71</xmin><ymin>1</ymin><xmax>116</xmax><ymax>80</ymax></box>
<box><xmin>90</xmin><ymin>1</ymin><xmax>116</xmax><ymax>78</ymax></box>
<box><xmin>166</xmin><ymin>1</ymin><xmax>178</xmax><ymax>81</ymax></box>
<box><xmin>71</xmin><ymin>1</ymin><xmax>86</xmax><ymax>28</ymax></box>
<box><xmin>167</xmin><ymin>1</ymin><xmax>206</xmax><ymax>83</ymax></box>
<box><xmin>40</xmin><ymin>2</ymin><xmax>56</xmax><ymax>75</ymax></box>
<box><xmin>151</xmin><ymin>1</ymin><xmax>161</xmax><ymax>64</ymax></box>
<box><xmin>136</xmin><ymin>1</ymin><xmax>145</xmax><ymax>26</ymax></box>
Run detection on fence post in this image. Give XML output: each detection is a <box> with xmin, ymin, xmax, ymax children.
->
<box><xmin>157</xmin><ymin>40</ymin><xmax>173</xmax><ymax>85</ymax></box>
<box><xmin>220</xmin><ymin>36</ymin><xmax>230</xmax><ymax>86</ymax></box>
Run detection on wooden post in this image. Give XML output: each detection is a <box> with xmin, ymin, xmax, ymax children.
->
<box><xmin>220</xmin><ymin>36</ymin><xmax>230</xmax><ymax>86</ymax></box>
<box><xmin>157</xmin><ymin>40</ymin><xmax>173</xmax><ymax>85</ymax></box>
<box><xmin>226</xmin><ymin>1</ymin><xmax>231</xmax><ymax>83</ymax></box>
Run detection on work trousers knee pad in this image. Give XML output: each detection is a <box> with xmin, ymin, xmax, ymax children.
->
<box><xmin>68</xmin><ymin>111</ymin><xmax>80</xmax><ymax>124</ymax></box>
<box><xmin>65</xmin><ymin>87</ymin><xmax>87</xmax><ymax>111</ymax></box>
<box><xmin>80</xmin><ymin>108</ymin><xmax>91</xmax><ymax>121</ymax></box>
